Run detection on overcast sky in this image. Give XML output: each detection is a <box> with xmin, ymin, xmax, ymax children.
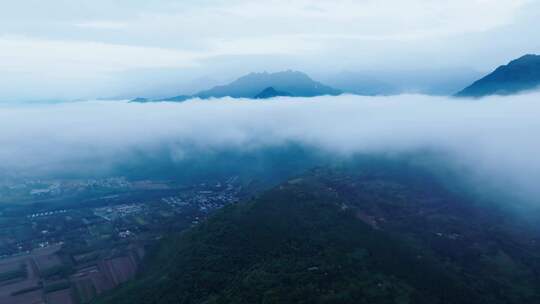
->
<box><xmin>2</xmin><ymin>0</ymin><xmax>540</xmax><ymax>101</ymax></box>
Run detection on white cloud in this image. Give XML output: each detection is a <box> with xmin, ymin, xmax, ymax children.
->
<box><xmin>75</xmin><ymin>21</ymin><xmax>128</xmax><ymax>30</ymax></box>
<box><xmin>0</xmin><ymin>36</ymin><xmax>201</xmax><ymax>74</ymax></box>
<box><xmin>216</xmin><ymin>0</ymin><xmax>529</xmax><ymax>39</ymax></box>
<box><xmin>1</xmin><ymin>93</ymin><xmax>540</xmax><ymax>201</ymax></box>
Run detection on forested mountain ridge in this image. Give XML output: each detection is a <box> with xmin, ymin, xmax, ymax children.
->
<box><xmin>96</xmin><ymin>161</ymin><xmax>540</xmax><ymax>304</ymax></box>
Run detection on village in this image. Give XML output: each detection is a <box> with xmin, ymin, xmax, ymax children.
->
<box><xmin>0</xmin><ymin>176</ymin><xmax>242</xmax><ymax>304</ymax></box>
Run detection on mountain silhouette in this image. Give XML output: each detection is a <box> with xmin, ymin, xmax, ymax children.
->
<box><xmin>254</xmin><ymin>87</ymin><xmax>292</xmax><ymax>99</ymax></box>
<box><xmin>133</xmin><ymin>70</ymin><xmax>341</xmax><ymax>102</ymax></box>
<box><xmin>456</xmin><ymin>54</ymin><xmax>540</xmax><ymax>97</ymax></box>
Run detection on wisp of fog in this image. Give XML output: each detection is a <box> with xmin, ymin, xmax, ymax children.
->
<box><xmin>1</xmin><ymin>93</ymin><xmax>539</xmax><ymax>202</ymax></box>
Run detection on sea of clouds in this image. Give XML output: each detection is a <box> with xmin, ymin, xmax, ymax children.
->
<box><xmin>1</xmin><ymin>93</ymin><xmax>539</xmax><ymax>202</ymax></box>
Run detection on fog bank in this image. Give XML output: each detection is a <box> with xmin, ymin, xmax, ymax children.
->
<box><xmin>1</xmin><ymin>93</ymin><xmax>539</xmax><ymax>201</ymax></box>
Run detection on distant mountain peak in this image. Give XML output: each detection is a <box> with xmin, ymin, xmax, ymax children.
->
<box><xmin>456</xmin><ymin>54</ymin><xmax>540</xmax><ymax>97</ymax></box>
<box><xmin>131</xmin><ymin>70</ymin><xmax>341</xmax><ymax>102</ymax></box>
<box><xmin>511</xmin><ymin>53</ymin><xmax>538</xmax><ymax>63</ymax></box>
<box><xmin>195</xmin><ymin>70</ymin><xmax>341</xmax><ymax>99</ymax></box>
<box><xmin>254</xmin><ymin>87</ymin><xmax>292</xmax><ymax>99</ymax></box>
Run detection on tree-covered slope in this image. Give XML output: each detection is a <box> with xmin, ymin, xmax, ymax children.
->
<box><xmin>96</xmin><ymin>161</ymin><xmax>540</xmax><ymax>304</ymax></box>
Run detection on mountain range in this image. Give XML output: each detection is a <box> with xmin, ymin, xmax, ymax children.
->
<box><xmin>456</xmin><ymin>54</ymin><xmax>540</xmax><ymax>97</ymax></box>
<box><xmin>133</xmin><ymin>71</ymin><xmax>341</xmax><ymax>102</ymax></box>
<box><xmin>131</xmin><ymin>54</ymin><xmax>540</xmax><ymax>102</ymax></box>
<box><xmin>132</xmin><ymin>54</ymin><xmax>540</xmax><ymax>102</ymax></box>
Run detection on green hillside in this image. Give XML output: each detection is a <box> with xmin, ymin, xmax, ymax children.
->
<box><xmin>96</xmin><ymin>162</ymin><xmax>540</xmax><ymax>304</ymax></box>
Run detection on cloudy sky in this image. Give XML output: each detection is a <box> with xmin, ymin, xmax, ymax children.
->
<box><xmin>2</xmin><ymin>0</ymin><xmax>540</xmax><ymax>101</ymax></box>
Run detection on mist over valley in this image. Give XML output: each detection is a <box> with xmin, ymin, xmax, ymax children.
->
<box><xmin>2</xmin><ymin>1</ymin><xmax>540</xmax><ymax>303</ymax></box>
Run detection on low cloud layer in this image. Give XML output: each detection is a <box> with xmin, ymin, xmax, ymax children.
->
<box><xmin>1</xmin><ymin>93</ymin><xmax>539</xmax><ymax>202</ymax></box>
